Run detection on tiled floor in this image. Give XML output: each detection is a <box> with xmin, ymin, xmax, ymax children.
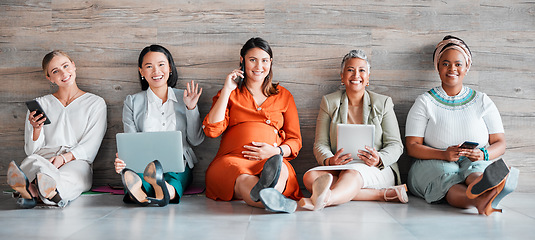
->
<box><xmin>0</xmin><ymin>190</ymin><xmax>533</xmax><ymax>240</ymax></box>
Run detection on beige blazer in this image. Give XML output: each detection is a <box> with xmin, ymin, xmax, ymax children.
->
<box><xmin>313</xmin><ymin>89</ymin><xmax>404</xmax><ymax>184</ymax></box>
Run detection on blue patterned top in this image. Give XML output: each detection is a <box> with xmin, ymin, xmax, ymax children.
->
<box><xmin>427</xmin><ymin>86</ymin><xmax>477</xmax><ymax>110</ymax></box>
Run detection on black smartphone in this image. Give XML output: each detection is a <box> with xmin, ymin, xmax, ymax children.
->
<box><xmin>25</xmin><ymin>100</ymin><xmax>51</xmax><ymax>125</ymax></box>
<box><xmin>460</xmin><ymin>141</ymin><xmax>478</xmax><ymax>149</ymax></box>
<box><xmin>236</xmin><ymin>61</ymin><xmax>245</xmax><ymax>89</ymax></box>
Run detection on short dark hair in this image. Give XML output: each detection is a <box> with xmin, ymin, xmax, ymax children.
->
<box><xmin>240</xmin><ymin>37</ymin><xmax>279</xmax><ymax>96</ymax></box>
<box><xmin>138</xmin><ymin>45</ymin><xmax>178</xmax><ymax>90</ymax></box>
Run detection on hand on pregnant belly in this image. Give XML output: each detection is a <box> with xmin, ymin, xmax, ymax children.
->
<box><xmin>242</xmin><ymin>141</ymin><xmax>279</xmax><ymax>161</ymax></box>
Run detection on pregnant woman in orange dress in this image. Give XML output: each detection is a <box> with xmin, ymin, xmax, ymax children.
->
<box><xmin>203</xmin><ymin>37</ymin><xmax>302</xmax><ymax>213</ymax></box>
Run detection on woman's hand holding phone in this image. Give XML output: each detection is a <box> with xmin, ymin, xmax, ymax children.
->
<box><xmin>28</xmin><ymin>110</ymin><xmax>46</xmax><ymax>130</ymax></box>
<box><xmin>224</xmin><ymin>68</ymin><xmax>243</xmax><ymax>91</ymax></box>
<box><xmin>458</xmin><ymin>141</ymin><xmax>484</xmax><ymax>162</ymax></box>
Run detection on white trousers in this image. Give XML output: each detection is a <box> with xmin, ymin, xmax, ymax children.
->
<box><xmin>20</xmin><ymin>148</ymin><xmax>92</xmax><ymax>205</ymax></box>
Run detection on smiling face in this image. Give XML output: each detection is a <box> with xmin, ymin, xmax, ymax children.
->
<box><xmin>437</xmin><ymin>49</ymin><xmax>467</xmax><ymax>93</ymax></box>
<box><xmin>241</xmin><ymin>47</ymin><xmax>272</xmax><ymax>84</ymax></box>
<box><xmin>340</xmin><ymin>57</ymin><xmax>369</xmax><ymax>94</ymax></box>
<box><xmin>46</xmin><ymin>55</ymin><xmax>77</xmax><ymax>87</ymax></box>
<box><xmin>139</xmin><ymin>51</ymin><xmax>171</xmax><ymax>90</ymax></box>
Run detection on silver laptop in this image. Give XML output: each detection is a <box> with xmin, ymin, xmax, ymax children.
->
<box><xmin>116</xmin><ymin>131</ymin><xmax>184</xmax><ymax>173</ymax></box>
<box><xmin>336</xmin><ymin>124</ymin><xmax>375</xmax><ymax>163</ymax></box>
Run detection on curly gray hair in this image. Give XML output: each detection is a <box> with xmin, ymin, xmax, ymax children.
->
<box><xmin>340</xmin><ymin>49</ymin><xmax>370</xmax><ymax>74</ymax></box>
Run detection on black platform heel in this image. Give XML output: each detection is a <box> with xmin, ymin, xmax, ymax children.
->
<box><xmin>7</xmin><ymin>161</ymin><xmax>37</xmax><ymax>209</ymax></box>
<box><xmin>143</xmin><ymin>160</ymin><xmax>170</xmax><ymax>207</ymax></box>
<box><xmin>120</xmin><ymin>168</ymin><xmax>150</xmax><ymax>206</ymax></box>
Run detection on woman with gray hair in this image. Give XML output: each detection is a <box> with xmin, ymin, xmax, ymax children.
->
<box><xmin>299</xmin><ymin>50</ymin><xmax>407</xmax><ymax>211</ymax></box>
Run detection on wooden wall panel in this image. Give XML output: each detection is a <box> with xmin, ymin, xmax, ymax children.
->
<box><xmin>1</xmin><ymin>0</ymin><xmax>534</xmax><ymax>192</ymax></box>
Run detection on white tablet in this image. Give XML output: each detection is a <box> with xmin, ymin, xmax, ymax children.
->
<box><xmin>336</xmin><ymin>124</ymin><xmax>375</xmax><ymax>163</ymax></box>
<box><xmin>116</xmin><ymin>131</ymin><xmax>184</xmax><ymax>173</ymax></box>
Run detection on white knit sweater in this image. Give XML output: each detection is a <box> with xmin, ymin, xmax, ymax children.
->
<box><xmin>406</xmin><ymin>86</ymin><xmax>504</xmax><ymax>150</ymax></box>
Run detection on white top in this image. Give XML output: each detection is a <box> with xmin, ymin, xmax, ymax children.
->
<box><xmin>406</xmin><ymin>86</ymin><xmax>504</xmax><ymax>149</ymax></box>
<box><xmin>24</xmin><ymin>93</ymin><xmax>107</xmax><ymax>163</ymax></box>
<box><xmin>144</xmin><ymin>87</ymin><xmax>177</xmax><ymax>132</ymax></box>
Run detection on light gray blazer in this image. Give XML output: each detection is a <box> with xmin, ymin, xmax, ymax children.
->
<box><xmin>313</xmin><ymin>89</ymin><xmax>404</xmax><ymax>184</ymax></box>
<box><xmin>122</xmin><ymin>88</ymin><xmax>205</xmax><ymax>169</ymax></box>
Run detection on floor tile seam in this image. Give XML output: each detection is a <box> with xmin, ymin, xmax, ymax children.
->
<box><xmin>503</xmin><ymin>206</ymin><xmax>535</xmax><ymax>220</ymax></box>
<box><xmin>379</xmin><ymin>203</ymin><xmax>420</xmax><ymax>240</ymax></box>
<box><xmin>60</xmin><ymin>206</ymin><xmax>125</xmax><ymax>240</ymax></box>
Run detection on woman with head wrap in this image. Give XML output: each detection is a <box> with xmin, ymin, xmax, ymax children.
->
<box><xmin>405</xmin><ymin>35</ymin><xmax>519</xmax><ymax>216</ymax></box>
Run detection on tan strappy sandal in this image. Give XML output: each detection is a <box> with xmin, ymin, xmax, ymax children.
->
<box><xmin>384</xmin><ymin>184</ymin><xmax>409</xmax><ymax>203</ymax></box>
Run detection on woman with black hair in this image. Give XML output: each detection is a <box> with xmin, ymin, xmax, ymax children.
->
<box><xmin>406</xmin><ymin>36</ymin><xmax>518</xmax><ymax>215</ymax></box>
<box><xmin>114</xmin><ymin>45</ymin><xmax>204</xmax><ymax>206</ymax></box>
<box><xmin>203</xmin><ymin>37</ymin><xmax>302</xmax><ymax>213</ymax></box>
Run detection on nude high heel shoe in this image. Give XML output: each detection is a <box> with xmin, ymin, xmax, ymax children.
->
<box><xmin>311</xmin><ymin>173</ymin><xmax>333</xmax><ymax>211</ymax></box>
<box><xmin>7</xmin><ymin>161</ymin><xmax>37</xmax><ymax>209</ymax></box>
<box><xmin>36</xmin><ymin>173</ymin><xmax>67</xmax><ymax>208</ymax></box>
<box><xmin>298</xmin><ymin>198</ymin><xmax>314</xmax><ymax>211</ymax></box>
<box><xmin>384</xmin><ymin>184</ymin><xmax>409</xmax><ymax>203</ymax></box>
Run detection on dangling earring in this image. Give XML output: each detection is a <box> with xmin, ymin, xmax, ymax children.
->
<box><xmin>141</xmin><ymin>76</ymin><xmax>145</xmax><ymax>81</ymax></box>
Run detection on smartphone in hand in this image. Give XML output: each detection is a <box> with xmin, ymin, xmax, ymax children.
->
<box><xmin>460</xmin><ymin>141</ymin><xmax>478</xmax><ymax>149</ymax></box>
<box><xmin>25</xmin><ymin>100</ymin><xmax>51</xmax><ymax>125</ymax></box>
<box><xmin>236</xmin><ymin>61</ymin><xmax>245</xmax><ymax>89</ymax></box>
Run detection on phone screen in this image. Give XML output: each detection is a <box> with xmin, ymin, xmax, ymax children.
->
<box><xmin>460</xmin><ymin>141</ymin><xmax>478</xmax><ymax>149</ymax></box>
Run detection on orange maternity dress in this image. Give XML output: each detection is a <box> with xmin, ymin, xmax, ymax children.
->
<box><xmin>203</xmin><ymin>85</ymin><xmax>303</xmax><ymax>201</ymax></box>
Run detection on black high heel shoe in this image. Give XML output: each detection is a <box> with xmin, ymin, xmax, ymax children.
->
<box><xmin>250</xmin><ymin>154</ymin><xmax>283</xmax><ymax>202</ymax></box>
<box><xmin>7</xmin><ymin>161</ymin><xmax>37</xmax><ymax>209</ymax></box>
<box><xmin>143</xmin><ymin>160</ymin><xmax>170</xmax><ymax>207</ymax></box>
<box><xmin>120</xmin><ymin>168</ymin><xmax>150</xmax><ymax>206</ymax></box>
